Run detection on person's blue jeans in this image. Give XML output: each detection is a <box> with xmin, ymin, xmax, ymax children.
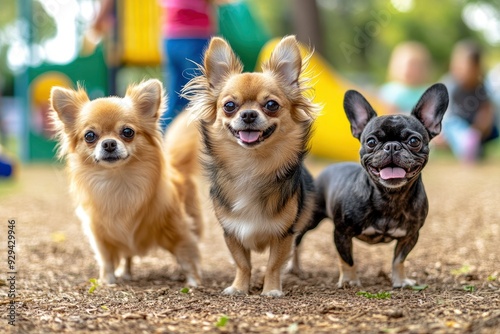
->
<box><xmin>160</xmin><ymin>38</ymin><xmax>209</xmax><ymax>131</ymax></box>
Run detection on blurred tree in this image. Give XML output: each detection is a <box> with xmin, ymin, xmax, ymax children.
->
<box><xmin>291</xmin><ymin>0</ymin><xmax>323</xmax><ymax>53</ymax></box>
<box><xmin>0</xmin><ymin>0</ymin><xmax>17</xmax><ymax>95</ymax></box>
<box><xmin>250</xmin><ymin>0</ymin><xmax>290</xmax><ymax>38</ymax></box>
<box><xmin>0</xmin><ymin>0</ymin><xmax>56</xmax><ymax>95</ymax></box>
<box><xmin>0</xmin><ymin>0</ymin><xmax>16</xmax><ymax>29</ymax></box>
<box><xmin>31</xmin><ymin>1</ymin><xmax>57</xmax><ymax>45</ymax></box>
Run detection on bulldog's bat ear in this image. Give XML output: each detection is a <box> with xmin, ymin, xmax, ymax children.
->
<box><xmin>343</xmin><ymin>90</ymin><xmax>377</xmax><ymax>139</ymax></box>
<box><xmin>411</xmin><ymin>83</ymin><xmax>449</xmax><ymax>139</ymax></box>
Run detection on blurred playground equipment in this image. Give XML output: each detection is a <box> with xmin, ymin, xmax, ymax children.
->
<box><xmin>121</xmin><ymin>0</ymin><xmax>162</xmax><ymax>66</ymax></box>
<box><xmin>25</xmin><ymin>47</ymin><xmax>108</xmax><ymax>161</ymax></box>
<box><xmin>17</xmin><ymin>0</ymin><xmax>387</xmax><ymax>162</ymax></box>
<box><xmin>218</xmin><ymin>1</ymin><xmax>269</xmax><ymax>73</ymax></box>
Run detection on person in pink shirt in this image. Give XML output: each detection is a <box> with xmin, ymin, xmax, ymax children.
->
<box><xmin>160</xmin><ymin>0</ymin><xmax>216</xmax><ymax>130</ymax></box>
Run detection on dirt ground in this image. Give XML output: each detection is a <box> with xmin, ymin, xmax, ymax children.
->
<box><xmin>1</xmin><ymin>157</ymin><xmax>499</xmax><ymax>334</ymax></box>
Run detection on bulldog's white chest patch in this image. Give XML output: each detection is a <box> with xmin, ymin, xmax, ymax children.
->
<box><xmin>387</xmin><ymin>227</ymin><xmax>407</xmax><ymax>238</ymax></box>
<box><xmin>359</xmin><ymin>226</ymin><xmax>407</xmax><ymax>243</ymax></box>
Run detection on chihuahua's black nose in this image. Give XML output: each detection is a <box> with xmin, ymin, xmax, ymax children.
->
<box><xmin>241</xmin><ymin>110</ymin><xmax>258</xmax><ymax>124</ymax></box>
<box><xmin>384</xmin><ymin>142</ymin><xmax>402</xmax><ymax>153</ymax></box>
<box><xmin>102</xmin><ymin>139</ymin><xmax>117</xmax><ymax>153</ymax></box>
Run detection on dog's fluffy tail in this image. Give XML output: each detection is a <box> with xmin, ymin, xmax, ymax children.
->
<box><xmin>164</xmin><ymin>111</ymin><xmax>200</xmax><ymax>176</ymax></box>
<box><xmin>163</xmin><ymin>111</ymin><xmax>204</xmax><ymax>239</ymax></box>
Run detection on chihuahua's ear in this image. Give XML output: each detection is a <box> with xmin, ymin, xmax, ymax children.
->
<box><xmin>265</xmin><ymin>35</ymin><xmax>302</xmax><ymax>87</ymax></box>
<box><xmin>343</xmin><ymin>90</ymin><xmax>377</xmax><ymax>140</ymax></box>
<box><xmin>411</xmin><ymin>83</ymin><xmax>449</xmax><ymax>139</ymax></box>
<box><xmin>50</xmin><ymin>86</ymin><xmax>89</xmax><ymax>129</ymax></box>
<box><xmin>126</xmin><ymin>79</ymin><xmax>164</xmax><ymax>119</ymax></box>
<box><xmin>204</xmin><ymin>37</ymin><xmax>243</xmax><ymax>89</ymax></box>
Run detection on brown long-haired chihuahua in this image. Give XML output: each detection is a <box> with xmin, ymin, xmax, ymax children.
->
<box><xmin>182</xmin><ymin>36</ymin><xmax>320</xmax><ymax>296</ymax></box>
<box><xmin>50</xmin><ymin>79</ymin><xmax>203</xmax><ymax>286</ymax></box>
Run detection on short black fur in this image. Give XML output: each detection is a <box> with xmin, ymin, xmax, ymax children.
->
<box><xmin>297</xmin><ymin>83</ymin><xmax>449</xmax><ymax>288</ymax></box>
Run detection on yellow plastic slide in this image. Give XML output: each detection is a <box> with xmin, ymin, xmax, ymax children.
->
<box><xmin>257</xmin><ymin>38</ymin><xmax>387</xmax><ymax>161</ymax></box>
<box><xmin>121</xmin><ymin>0</ymin><xmax>162</xmax><ymax>65</ymax></box>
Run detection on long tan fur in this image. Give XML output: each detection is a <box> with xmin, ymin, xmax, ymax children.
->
<box><xmin>183</xmin><ymin>36</ymin><xmax>320</xmax><ymax>296</ymax></box>
<box><xmin>50</xmin><ymin>79</ymin><xmax>202</xmax><ymax>286</ymax></box>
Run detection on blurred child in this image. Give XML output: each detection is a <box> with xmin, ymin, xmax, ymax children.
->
<box><xmin>486</xmin><ymin>64</ymin><xmax>500</xmax><ymax>129</ymax></box>
<box><xmin>159</xmin><ymin>0</ymin><xmax>217</xmax><ymax>131</ymax></box>
<box><xmin>379</xmin><ymin>41</ymin><xmax>432</xmax><ymax>114</ymax></box>
<box><xmin>441</xmin><ymin>40</ymin><xmax>498</xmax><ymax>163</ymax></box>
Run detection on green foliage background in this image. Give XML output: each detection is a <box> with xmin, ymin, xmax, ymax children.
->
<box><xmin>0</xmin><ymin>0</ymin><xmax>56</xmax><ymax>95</ymax></box>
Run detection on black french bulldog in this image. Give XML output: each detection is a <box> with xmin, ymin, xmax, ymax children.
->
<box><xmin>298</xmin><ymin>83</ymin><xmax>449</xmax><ymax>288</ymax></box>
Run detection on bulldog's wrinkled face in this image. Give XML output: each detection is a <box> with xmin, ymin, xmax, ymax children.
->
<box><xmin>359</xmin><ymin>115</ymin><xmax>430</xmax><ymax>188</ymax></box>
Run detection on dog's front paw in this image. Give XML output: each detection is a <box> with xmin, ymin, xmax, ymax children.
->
<box><xmin>99</xmin><ymin>273</ymin><xmax>117</xmax><ymax>285</ymax></box>
<box><xmin>337</xmin><ymin>267</ymin><xmax>361</xmax><ymax>288</ymax></box>
<box><xmin>261</xmin><ymin>289</ymin><xmax>283</xmax><ymax>297</ymax></box>
<box><xmin>337</xmin><ymin>279</ymin><xmax>362</xmax><ymax>289</ymax></box>
<box><xmin>117</xmin><ymin>273</ymin><xmax>132</xmax><ymax>281</ymax></box>
<box><xmin>186</xmin><ymin>276</ymin><xmax>200</xmax><ymax>288</ymax></box>
<box><xmin>114</xmin><ymin>269</ymin><xmax>132</xmax><ymax>281</ymax></box>
<box><xmin>222</xmin><ymin>286</ymin><xmax>247</xmax><ymax>296</ymax></box>
<box><xmin>393</xmin><ymin>278</ymin><xmax>416</xmax><ymax>288</ymax></box>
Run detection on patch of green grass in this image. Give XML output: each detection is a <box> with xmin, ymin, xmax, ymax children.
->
<box><xmin>487</xmin><ymin>275</ymin><xmax>497</xmax><ymax>282</ymax></box>
<box><xmin>463</xmin><ymin>285</ymin><xmax>476</xmax><ymax>293</ymax></box>
<box><xmin>408</xmin><ymin>284</ymin><xmax>428</xmax><ymax>291</ymax></box>
<box><xmin>88</xmin><ymin>278</ymin><xmax>99</xmax><ymax>294</ymax></box>
<box><xmin>215</xmin><ymin>315</ymin><xmax>229</xmax><ymax>327</ymax></box>
<box><xmin>180</xmin><ymin>287</ymin><xmax>190</xmax><ymax>294</ymax></box>
<box><xmin>356</xmin><ymin>291</ymin><xmax>392</xmax><ymax>299</ymax></box>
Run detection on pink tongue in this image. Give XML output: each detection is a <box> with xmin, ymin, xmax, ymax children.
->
<box><xmin>239</xmin><ymin>131</ymin><xmax>260</xmax><ymax>143</ymax></box>
<box><xmin>380</xmin><ymin>167</ymin><xmax>406</xmax><ymax>180</ymax></box>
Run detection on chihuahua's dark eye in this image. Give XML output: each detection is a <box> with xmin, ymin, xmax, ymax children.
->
<box><xmin>366</xmin><ymin>137</ymin><xmax>378</xmax><ymax>148</ymax></box>
<box><xmin>122</xmin><ymin>128</ymin><xmax>135</xmax><ymax>139</ymax></box>
<box><xmin>408</xmin><ymin>136</ymin><xmax>421</xmax><ymax>147</ymax></box>
<box><xmin>84</xmin><ymin>131</ymin><xmax>97</xmax><ymax>143</ymax></box>
<box><xmin>264</xmin><ymin>100</ymin><xmax>280</xmax><ymax>112</ymax></box>
<box><xmin>223</xmin><ymin>101</ymin><xmax>237</xmax><ymax>113</ymax></box>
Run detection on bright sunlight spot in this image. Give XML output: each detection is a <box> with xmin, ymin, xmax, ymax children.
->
<box><xmin>390</xmin><ymin>0</ymin><xmax>414</xmax><ymax>13</ymax></box>
<box><xmin>462</xmin><ymin>3</ymin><xmax>500</xmax><ymax>46</ymax></box>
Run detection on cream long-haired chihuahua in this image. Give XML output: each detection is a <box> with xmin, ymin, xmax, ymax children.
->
<box><xmin>50</xmin><ymin>79</ymin><xmax>203</xmax><ymax>286</ymax></box>
<box><xmin>183</xmin><ymin>36</ymin><xmax>320</xmax><ymax>296</ymax></box>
